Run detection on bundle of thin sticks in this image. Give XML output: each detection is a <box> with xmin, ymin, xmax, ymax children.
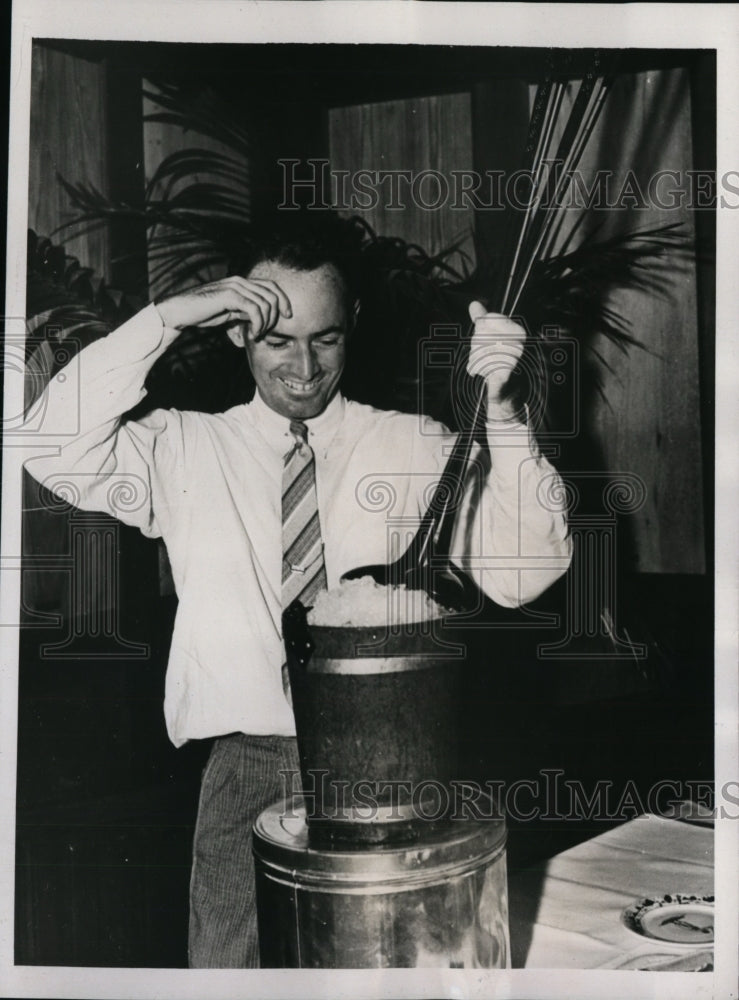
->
<box><xmin>468</xmin><ymin>54</ymin><xmax>614</xmax><ymax>427</ymax></box>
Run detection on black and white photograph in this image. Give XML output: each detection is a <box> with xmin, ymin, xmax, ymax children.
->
<box><xmin>1</xmin><ymin>2</ymin><xmax>737</xmax><ymax>998</ymax></box>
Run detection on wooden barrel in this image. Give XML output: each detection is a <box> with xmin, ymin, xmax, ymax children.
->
<box><xmin>283</xmin><ymin>600</ymin><xmax>468</xmax><ymax>843</ymax></box>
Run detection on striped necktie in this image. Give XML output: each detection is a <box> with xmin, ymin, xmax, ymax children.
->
<box><xmin>282</xmin><ymin>420</ymin><xmax>327</xmax><ymax>609</ymax></box>
<box><xmin>281</xmin><ymin>420</ymin><xmax>327</xmax><ymax>702</ymax></box>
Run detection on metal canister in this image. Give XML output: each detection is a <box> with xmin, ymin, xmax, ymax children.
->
<box><xmin>282</xmin><ymin>600</ymin><xmax>467</xmax><ymax>843</ymax></box>
<box><xmin>254</xmin><ymin>794</ymin><xmax>510</xmax><ymax>969</ymax></box>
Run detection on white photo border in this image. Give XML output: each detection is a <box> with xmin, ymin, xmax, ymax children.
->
<box><xmin>3</xmin><ymin>3</ymin><xmax>738</xmax><ymax>999</ymax></box>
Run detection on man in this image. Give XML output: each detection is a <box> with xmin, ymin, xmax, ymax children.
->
<box><xmin>25</xmin><ymin>225</ymin><xmax>572</xmax><ymax>967</ymax></box>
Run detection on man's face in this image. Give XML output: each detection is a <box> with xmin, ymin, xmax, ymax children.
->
<box><xmin>239</xmin><ymin>261</ymin><xmax>351</xmax><ymax>420</ymax></box>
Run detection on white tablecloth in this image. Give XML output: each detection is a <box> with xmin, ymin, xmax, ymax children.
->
<box><xmin>508</xmin><ymin>813</ymin><xmax>714</xmax><ymax>969</ymax></box>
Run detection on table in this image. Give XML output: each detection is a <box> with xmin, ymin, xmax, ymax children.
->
<box><xmin>508</xmin><ymin>813</ymin><xmax>714</xmax><ymax>970</ymax></box>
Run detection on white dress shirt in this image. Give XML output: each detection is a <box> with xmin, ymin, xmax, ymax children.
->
<box><xmin>25</xmin><ymin>304</ymin><xmax>572</xmax><ymax>746</ymax></box>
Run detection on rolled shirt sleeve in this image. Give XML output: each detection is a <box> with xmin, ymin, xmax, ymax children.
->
<box><xmin>448</xmin><ymin>412</ymin><xmax>572</xmax><ymax>607</ymax></box>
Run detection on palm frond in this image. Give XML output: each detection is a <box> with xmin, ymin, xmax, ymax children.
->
<box><xmin>145</xmin><ymin>148</ymin><xmax>250</xmax><ymax>198</ymax></box>
<box><xmin>142</xmin><ymin>82</ymin><xmax>251</xmax><ymax>154</ymax></box>
<box><xmin>25</xmin><ymin>230</ymin><xmax>144</xmax><ymax>380</ymax></box>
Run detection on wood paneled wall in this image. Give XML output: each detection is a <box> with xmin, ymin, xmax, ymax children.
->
<box><xmin>29</xmin><ymin>44</ymin><xmax>109</xmax><ymax>273</ymax></box>
<box><xmin>329</xmin><ymin>93</ymin><xmax>476</xmax><ymax>271</ymax></box>
<box><xmin>569</xmin><ymin>68</ymin><xmax>705</xmax><ymax>574</ymax></box>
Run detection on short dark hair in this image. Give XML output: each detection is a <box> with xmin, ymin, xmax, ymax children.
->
<box><xmin>228</xmin><ymin>212</ymin><xmax>362</xmax><ymax>310</ymax></box>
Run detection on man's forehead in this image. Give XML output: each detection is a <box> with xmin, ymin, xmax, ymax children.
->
<box><xmin>248</xmin><ymin>259</ymin><xmax>344</xmax><ymax>292</ymax></box>
<box><xmin>247</xmin><ymin>260</ymin><xmax>349</xmax><ymax>336</ymax></box>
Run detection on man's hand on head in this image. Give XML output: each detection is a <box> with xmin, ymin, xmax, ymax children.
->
<box><xmin>466</xmin><ymin>301</ymin><xmax>526</xmax><ymax>419</ymax></box>
<box><xmin>154</xmin><ymin>277</ymin><xmax>292</xmax><ymax>336</ymax></box>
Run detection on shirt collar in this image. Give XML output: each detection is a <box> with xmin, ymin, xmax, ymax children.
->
<box><xmin>250</xmin><ymin>389</ymin><xmax>346</xmax><ymax>457</ymax></box>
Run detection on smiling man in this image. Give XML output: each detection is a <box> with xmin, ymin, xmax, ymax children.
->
<box><xmin>24</xmin><ymin>222</ymin><xmax>572</xmax><ymax>968</ymax></box>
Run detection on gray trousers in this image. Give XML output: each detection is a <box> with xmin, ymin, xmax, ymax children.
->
<box><xmin>188</xmin><ymin>733</ymin><xmax>301</xmax><ymax>968</ymax></box>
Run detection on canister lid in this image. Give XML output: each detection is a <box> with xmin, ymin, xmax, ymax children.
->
<box><xmin>253</xmin><ymin>790</ymin><xmax>506</xmax><ymax>888</ymax></box>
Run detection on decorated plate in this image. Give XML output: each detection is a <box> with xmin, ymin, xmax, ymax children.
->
<box><xmin>622</xmin><ymin>893</ymin><xmax>714</xmax><ymax>945</ymax></box>
<box><xmin>614</xmin><ymin>950</ymin><xmax>713</xmax><ymax>971</ymax></box>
